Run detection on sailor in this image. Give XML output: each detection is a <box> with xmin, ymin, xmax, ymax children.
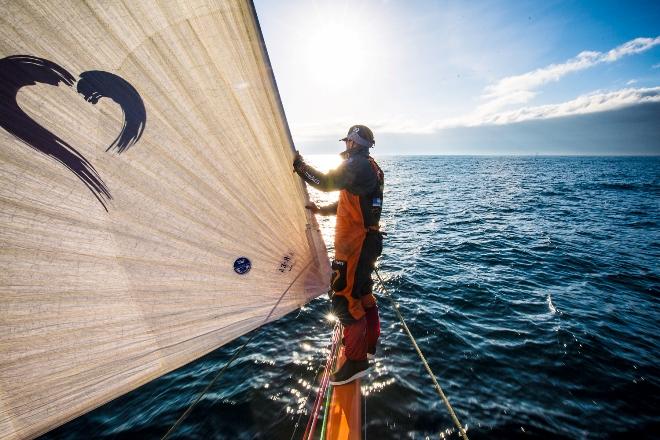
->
<box><xmin>293</xmin><ymin>125</ymin><xmax>384</xmax><ymax>385</ymax></box>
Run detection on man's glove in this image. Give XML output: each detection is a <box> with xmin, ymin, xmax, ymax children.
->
<box><xmin>293</xmin><ymin>151</ymin><xmax>304</xmax><ymax>172</ymax></box>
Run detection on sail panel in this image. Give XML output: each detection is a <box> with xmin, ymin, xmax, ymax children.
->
<box><xmin>0</xmin><ymin>1</ymin><xmax>330</xmax><ymax>439</ymax></box>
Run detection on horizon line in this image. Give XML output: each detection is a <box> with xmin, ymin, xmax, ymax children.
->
<box><xmin>304</xmin><ymin>153</ymin><xmax>660</xmax><ymax>157</ymax></box>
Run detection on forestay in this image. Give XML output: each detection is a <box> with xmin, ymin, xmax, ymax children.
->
<box><xmin>0</xmin><ymin>1</ymin><xmax>330</xmax><ymax>439</ymax></box>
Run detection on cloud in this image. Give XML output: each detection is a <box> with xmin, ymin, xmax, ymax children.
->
<box><xmin>379</xmin><ymin>86</ymin><xmax>660</xmax><ymax>133</ymax></box>
<box><xmin>476</xmin><ymin>86</ymin><xmax>660</xmax><ymax>125</ymax></box>
<box><xmin>302</xmin><ymin>103</ymin><xmax>660</xmax><ymax>155</ymax></box>
<box><xmin>479</xmin><ymin>36</ymin><xmax>660</xmax><ymax>113</ymax></box>
<box><xmin>653</xmin><ymin>63</ymin><xmax>660</xmax><ymax>69</ymax></box>
<box><xmin>293</xmin><ymin>86</ymin><xmax>660</xmax><ymax>143</ymax></box>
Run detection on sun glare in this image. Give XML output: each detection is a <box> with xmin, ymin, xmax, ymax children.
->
<box><xmin>305</xmin><ymin>19</ymin><xmax>367</xmax><ymax>89</ymax></box>
<box><xmin>306</xmin><ymin>154</ymin><xmax>343</xmax><ymax>172</ymax></box>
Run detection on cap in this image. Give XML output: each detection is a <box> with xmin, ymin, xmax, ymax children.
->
<box><xmin>339</xmin><ymin>125</ymin><xmax>375</xmax><ymax>147</ymax></box>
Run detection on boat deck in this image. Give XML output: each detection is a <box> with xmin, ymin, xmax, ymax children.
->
<box><xmin>325</xmin><ymin>350</ymin><xmax>362</xmax><ymax>440</ymax></box>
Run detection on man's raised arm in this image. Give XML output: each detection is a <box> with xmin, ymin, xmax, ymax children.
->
<box><xmin>293</xmin><ymin>152</ymin><xmax>350</xmax><ymax>192</ymax></box>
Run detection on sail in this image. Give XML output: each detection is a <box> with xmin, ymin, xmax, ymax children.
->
<box><xmin>0</xmin><ymin>1</ymin><xmax>330</xmax><ymax>439</ymax></box>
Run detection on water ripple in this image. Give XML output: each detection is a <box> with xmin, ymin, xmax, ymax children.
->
<box><xmin>44</xmin><ymin>157</ymin><xmax>660</xmax><ymax>439</ymax></box>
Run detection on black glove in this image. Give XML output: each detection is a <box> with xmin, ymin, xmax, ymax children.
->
<box><xmin>293</xmin><ymin>151</ymin><xmax>304</xmax><ymax>172</ymax></box>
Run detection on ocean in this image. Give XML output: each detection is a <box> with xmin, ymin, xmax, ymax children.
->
<box><xmin>42</xmin><ymin>156</ymin><xmax>659</xmax><ymax>439</ymax></box>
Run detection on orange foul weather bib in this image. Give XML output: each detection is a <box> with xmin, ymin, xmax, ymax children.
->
<box><xmin>331</xmin><ymin>189</ymin><xmax>381</xmax><ymax>323</ymax></box>
<box><xmin>293</xmin><ymin>147</ymin><xmax>384</xmax><ymax>325</ymax></box>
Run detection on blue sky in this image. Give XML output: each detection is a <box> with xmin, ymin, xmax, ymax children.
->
<box><xmin>254</xmin><ymin>0</ymin><xmax>660</xmax><ymax>154</ymax></box>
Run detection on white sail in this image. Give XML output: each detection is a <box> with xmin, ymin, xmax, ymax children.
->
<box><xmin>0</xmin><ymin>1</ymin><xmax>330</xmax><ymax>439</ymax></box>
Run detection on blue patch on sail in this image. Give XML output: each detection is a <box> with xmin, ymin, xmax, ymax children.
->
<box><xmin>233</xmin><ymin>257</ymin><xmax>251</xmax><ymax>274</ymax></box>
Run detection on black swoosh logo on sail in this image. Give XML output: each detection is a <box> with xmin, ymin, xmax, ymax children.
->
<box><xmin>77</xmin><ymin>70</ymin><xmax>146</xmax><ymax>154</ymax></box>
<box><xmin>0</xmin><ymin>55</ymin><xmax>146</xmax><ymax>211</ymax></box>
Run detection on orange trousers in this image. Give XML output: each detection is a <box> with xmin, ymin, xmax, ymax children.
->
<box><xmin>330</xmin><ymin>231</ymin><xmax>382</xmax><ymax>360</ymax></box>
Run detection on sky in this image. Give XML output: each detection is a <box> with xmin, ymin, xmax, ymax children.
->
<box><xmin>254</xmin><ymin>0</ymin><xmax>660</xmax><ymax>155</ymax></box>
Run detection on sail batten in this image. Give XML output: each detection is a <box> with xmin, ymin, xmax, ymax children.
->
<box><xmin>0</xmin><ymin>1</ymin><xmax>330</xmax><ymax>439</ymax></box>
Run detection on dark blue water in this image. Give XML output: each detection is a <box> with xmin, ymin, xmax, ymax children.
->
<box><xmin>43</xmin><ymin>156</ymin><xmax>660</xmax><ymax>440</ymax></box>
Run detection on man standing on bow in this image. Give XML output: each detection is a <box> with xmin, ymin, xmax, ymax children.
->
<box><xmin>293</xmin><ymin>125</ymin><xmax>384</xmax><ymax>385</ymax></box>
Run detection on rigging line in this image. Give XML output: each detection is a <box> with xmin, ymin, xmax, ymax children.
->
<box><xmin>364</xmin><ymin>385</ymin><xmax>367</xmax><ymax>440</ymax></box>
<box><xmin>318</xmin><ymin>373</ymin><xmax>333</xmax><ymax>439</ymax></box>
<box><xmin>318</xmin><ymin>326</ymin><xmax>340</xmax><ymax>440</ymax></box>
<box><xmin>293</xmin><ymin>322</ymin><xmax>339</xmax><ymax>440</ymax></box>
<box><xmin>374</xmin><ymin>268</ymin><xmax>470</xmax><ymax>440</ymax></box>
<box><xmin>161</xmin><ymin>260</ymin><xmax>315</xmax><ymax>440</ymax></box>
<box><xmin>303</xmin><ymin>323</ymin><xmax>341</xmax><ymax>440</ymax></box>
<box><xmin>289</xmin><ymin>333</ymin><xmax>334</xmax><ymax>440</ymax></box>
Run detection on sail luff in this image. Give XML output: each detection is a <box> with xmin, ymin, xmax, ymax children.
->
<box><xmin>242</xmin><ymin>0</ymin><xmax>329</xmax><ymax>275</ymax></box>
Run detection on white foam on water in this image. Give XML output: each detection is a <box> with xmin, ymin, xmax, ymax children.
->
<box><xmin>547</xmin><ymin>294</ymin><xmax>557</xmax><ymax>314</ymax></box>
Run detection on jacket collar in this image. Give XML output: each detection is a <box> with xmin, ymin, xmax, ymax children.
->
<box><xmin>340</xmin><ymin>145</ymin><xmax>370</xmax><ymax>159</ymax></box>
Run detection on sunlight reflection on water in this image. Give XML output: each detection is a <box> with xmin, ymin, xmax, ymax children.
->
<box><xmin>44</xmin><ymin>156</ymin><xmax>660</xmax><ymax>440</ymax></box>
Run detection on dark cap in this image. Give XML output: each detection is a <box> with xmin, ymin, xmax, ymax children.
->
<box><xmin>339</xmin><ymin>125</ymin><xmax>375</xmax><ymax>147</ymax></box>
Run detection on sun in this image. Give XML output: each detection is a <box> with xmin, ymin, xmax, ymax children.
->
<box><xmin>305</xmin><ymin>20</ymin><xmax>366</xmax><ymax>89</ymax></box>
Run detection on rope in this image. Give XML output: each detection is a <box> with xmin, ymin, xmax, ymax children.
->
<box><xmin>319</xmin><ymin>326</ymin><xmax>340</xmax><ymax>440</ymax></box>
<box><xmin>161</xmin><ymin>260</ymin><xmax>314</xmax><ymax>440</ymax></box>
<box><xmin>289</xmin><ymin>361</ymin><xmax>325</xmax><ymax>440</ymax></box>
<box><xmin>302</xmin><ymin>323</ymin><xmax>341</xmax><ymax>440</ymax></box>
<box><xmin>374</xmin><ymin>268</ymin><xmax>470</xmax><ymax>440</ymax></box>
<box><xmin>363</xmin><ymin>385</ymin><xmax>367</xmax><ymax>440</ymax></box>
<box><xmin>291</xmin><ymin>322</ymin><xmax>339</xmax><ymax>440</ymax></box>
<box><xmin>318</xmin><ymin>366</ymin><xmax>334</xmax><ymax>439</ymax></box>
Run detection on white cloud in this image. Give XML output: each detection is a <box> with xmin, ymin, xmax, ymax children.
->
<box><xmin>294</xmin><ymin>86</ymin><xmax>660</xmax><ymax>140</ymax></box>
<box><xmin>626</xmin><ymin>79</ymin><xmax>638</xmax><ymax>85</ymax></box>
<box><xmin>476</xmin><ymin>86</ymin><xmax>660</xmax><ymax>125</ymax></box>
<box><xmin>480</xmin><ymin>36</ymin><xmax>660</xmax><ymax>113</ymax></box>
<box><xmin>652</xmin><ymin>63</ymin><xmax>660</xmax><ymax>69</ymax></box>
<box><xmin>372</xmin><ymin>86</ymin><xmax>660</xmax><ymax>133</ymax></box>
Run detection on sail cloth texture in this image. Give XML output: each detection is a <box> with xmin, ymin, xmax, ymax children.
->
<box><xmin>0</xmin><ymin>1</ymin><xmax>331</xmax><ymax>439</ymax></box>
